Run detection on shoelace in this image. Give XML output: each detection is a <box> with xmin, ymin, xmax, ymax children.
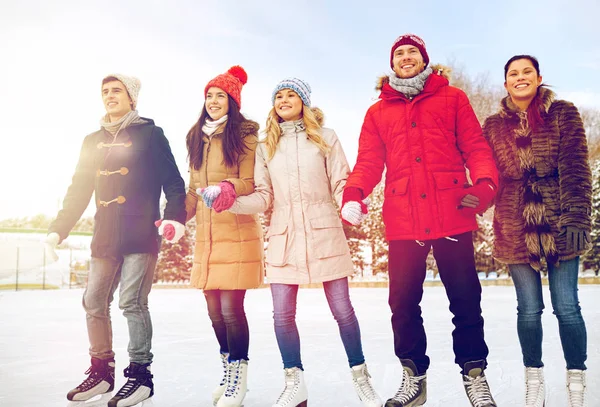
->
<box><xmin>464</xmin><ymin>375</ymin><xmax>494</xmax><ymax>407</ymax></box>
<box><xmin>567</xmin><ymin>371</ymin><xmax>586</xmax><ymax>406</ymax></box>
<box><xmin>525</xmin><ymin>368</ymin><xmax>544</xmax><ymax>405</ymax></box>
<box><xmin>223</xmin><ymin>362</ymin><xmax>241</xmax><ymax>397</ymax></box>
<box><xmin>353</xmin><ymin>368</ymin><xmax>378</xmax><ymax>401</ymax></box>
<box><xmin>275</xmin><ymin>370</ymin><xmax>300</xmax><ymax>405</ymax></box>
<box><xmin>115</xmin><ymin>377</ymin><xmax>139</xmax><ymax>397</ymax></box>
<box><xmin>219</xmin><ymin>355</ymin><xmax>229</xmax><ymax>386</ymax></box>
<box><xmin>393</xmin><ymin>369</ymin><xmax>422</xmax><ymax>402</ymax></box>
<box><xmin>77</xmin><ymin>368</ymin><xmax>103</xmax><ymax>391</ymax></box>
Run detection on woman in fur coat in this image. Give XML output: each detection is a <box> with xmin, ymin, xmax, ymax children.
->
<box><xmin>185</xmin><ymin>66</ymin><xmax>263</xmax><ymax>407</ymax></box>
<box><xmin>228</xmin><ymin>78</ymin><xmax>382</xmax><ymax>407</ymax></box>
<box><xmin>483</xmin><ymin>55</ymin><xmax>591</xmax><ymax>407</ymax></box>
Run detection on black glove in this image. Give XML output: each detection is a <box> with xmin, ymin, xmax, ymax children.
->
<box><xmin>561</xmin><ymin>226</ymin><xmax>589</xmax><ymax>252</ymax></box>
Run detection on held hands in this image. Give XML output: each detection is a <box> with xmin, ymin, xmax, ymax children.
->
<box><xmin>197</xmin><ymin>182</ymin><xmax>237</xmax><ymax>212</ymax></box>
<box><xmin>155</xmin><ymin>219</ymin><xmax>186</xmax><ymax>243</ymax></box>
<box><xmin>43</xmin><ymin>232</ymin><xmax>60</xmax><ymax>263</ymax></box>
<box><xmin>341</xmin><ymin>187</ymin><xmax>368</xmax><ymax>226</ymax></box>
<box><xmin>561</xmin><ymin>226</ymin><xmax>589</xmax><ymax>252</ymax></box>
<box><xmin>341</xmin><ymin>198</ymin><xmax>371</xmax><ymax>226</ymax></box>
<box><xmin>458</xmin><ymin>179</ymin><xmax>496</xmax><ymax>216</ymax></box>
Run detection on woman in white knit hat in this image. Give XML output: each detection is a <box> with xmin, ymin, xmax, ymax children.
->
<box><xmin>228</xmin><ymin>78</ymin><xmax>382</xmax><ymax>407</ymax></box>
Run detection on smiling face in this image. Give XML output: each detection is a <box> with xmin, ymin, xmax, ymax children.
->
<box><xmin>392</xmin><ymin>45</ymin><xmax>426</xmax><ymax>79</ymax></box>
<box><xmin>102</xmin><ymin>80</ymin><xmax>133</xmax><ymax>121</ymax></box>
<box><xmin>274</xmin><ymin>88</ymin><xmax>303</xmax><ymax>121</ymax></box>
<box><xmin>504</xmin><ymin>58</ymin><xmax>542</xmax><ymax>105</ymax></box>
<box><xmin>205</xmin><ymin>87</ymin><xmax>230</xmax><ymax>121</ymax></box>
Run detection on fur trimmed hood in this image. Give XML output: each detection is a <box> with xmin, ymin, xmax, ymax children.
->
<box><xmin>499</xmin><ymin>86</ymin><xmax>555</xmax><ymax>117</ymax></box>
<box><xmin>240</xmin><ymin>119</ymin><xmax>259</xmax><ymax>137</ymax></box>
<box><xmin>311</xmin><ymin>107</ymin><xmax>325</xmax><ymax>126</ymax></box>
<box><xmin>375</xmin><ymin>64</ymin><xmax>451</xmax><ymax>91</ymax></box>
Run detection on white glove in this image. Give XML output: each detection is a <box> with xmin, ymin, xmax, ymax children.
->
<box><xmin>197</xmin><ymin>185</ymin><xmax>222</xmax><ymax>208</ymax></box>
<box><xmin>157</xmin><ymin>220</ymin><xmax>186</xmax><ymax>243</ymax></box>
<box><xmin>341</xmin><ymin>198</ymin><xmax>371</xmax><ymax>226</ymax></box>
<box><xmin>43</xmin><ymin>232</ymin><xmax>60</xmax><ymax>263</ymax></box>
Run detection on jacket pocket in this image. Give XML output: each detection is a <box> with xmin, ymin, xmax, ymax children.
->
<box><xmin>382</xmin><ymin>176</ymin><xmax>413</xmax><ymax>231</ymax></box>
<box><xmin>266</xmin><ymin>223</ymin><xmax>288</xmax><ymax>266</ymax></box>
<box><xmin>433</xmin><ymin>171</ymin><xmax>469</xmax><ymax>229</ymax></box>
<box><xmin>308</xmin><ymin>215</ymin><xmax>349</xmax><ymax>259</ymax></box>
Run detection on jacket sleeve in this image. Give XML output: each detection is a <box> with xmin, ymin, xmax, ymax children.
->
<box><xmin>455</xmin><ymin>91</ymin><xmax>499</xmax><ymax>187</ymax></box>
<box><xmin>557</xmin><ymin>102</ymin><xmax>592</xmax><ymax>231</ymax></box>
<box><xmin>229</xmin><ymin>144</ymin><xmax>273</xmax><ymax>214</ymax></box>
<box><xmin>344</xmin><ymin>107</ymin><xmax>386</xmax><ymax>196</ymax></box>
<box><xmin>325</xmin><ymin>130</ymin><xmax>351</xmax><ymax>208</ymax></box>
<box><xmin>225</xmin><ymin>134</ymin><xmax>258</xmax><ymax>196</ymax></box>
<box><xmin>184</xmin><ymin>172</ymin><xmax>198</xmax><ymax>223</ymax></box>
<box><xmin>152</xmin><ymin>127</ymin><xmax>187</xmax><ymax>225</ymax></box>
<box><xmin>48</xmin><ymin>135</ymin><xmax>96</xmax><ymax>243</ymax></box>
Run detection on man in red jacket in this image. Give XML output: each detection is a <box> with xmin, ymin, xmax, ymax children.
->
<box><xmin>342</xmin><ymin>34</ymin><xmax>499</xmax><ymax>407</ymax></box>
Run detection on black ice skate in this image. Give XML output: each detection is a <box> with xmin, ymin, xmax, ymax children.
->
<box><xmin>462</xmin><ymin>360</ymin><xmax>497</xmax><ymax>407</ymax></box>
<box><xmin>108</xmin><ymin>362</ymin><xmax>154</xmax><ymax>407</ymax></box>
<box><xmin>385</xmin><ymin>359</ymin><xmax>427</xmax><ymax>407</ymax></box>
<box><xmin>67</xmin><ymin>358</ymin><xmax>115</xmax><ymax>404</ymax></box>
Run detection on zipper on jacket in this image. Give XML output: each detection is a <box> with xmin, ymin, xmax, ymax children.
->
<box><xmin>205</xmin><ymin>138</ymin><xmax>213</xmax><ymax>275</ymax></box>
<box><xmin>295</xmin><ymin>134</ymin><xmax>310</xmax><ymax>284</ymax></box>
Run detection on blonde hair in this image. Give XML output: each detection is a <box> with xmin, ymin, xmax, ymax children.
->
<box><xmin>263</xmin><ymin>105</ymin><xmax>330</xmax><ymax>160</ymax></box>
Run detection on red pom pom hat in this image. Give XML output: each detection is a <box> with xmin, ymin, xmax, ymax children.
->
<box><xmin>204</xmin><ymin>65</ymin><xmax>248</xmax><ymax>108</ymax></box>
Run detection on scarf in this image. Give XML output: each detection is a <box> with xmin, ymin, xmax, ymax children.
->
<box><xmin>99</xmin><ymin>110</ymin><xmax>145</xmax><ymax>137</ymax></box>
<box><xmin>279</xmin><ymin>119</ymin><xmax>306</xmax><ymax>134</ymax></box>
<box><xmin>388</xmin><ymin>66</ymin><xmax>433</xmax><ymax>99</ymax></box>
<box><xmin>202</xmin><ymin>115</ymin><xmax>228</xmax><ymax>136</ymax></box>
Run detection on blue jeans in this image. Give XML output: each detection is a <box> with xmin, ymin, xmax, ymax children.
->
<box><xmin>83</xmin><ymin>254</ymin><xmax>157</xmax><ymax>365</ymax></box>
<box><xmin>509</xmin><ymin>257</ymin><xmax>587</xmax><ymax>370</ymax></box>
<box><xmin>204</xmin><ymin>289</ymin><xmax>249</xmax><ymax>361</ymax></box>
<box><xmin>270</xmin><ymin>277</ymin><xmax>365</xmax><ymax>370</ymax></box>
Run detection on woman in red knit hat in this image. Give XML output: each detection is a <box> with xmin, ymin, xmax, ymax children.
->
<box><xmin>184</xmin><ymin>66</ymin><xmax>263</xmax><ymax>407</ymax></box>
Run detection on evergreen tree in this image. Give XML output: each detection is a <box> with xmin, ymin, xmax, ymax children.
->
<box><xmin>154</xmin><ymin>219</ymin><xmax>196</xmax><ymax>283</ymax></box>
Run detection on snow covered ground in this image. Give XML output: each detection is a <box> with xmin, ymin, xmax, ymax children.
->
<box><xmin>0</xmin><ymin>285</ymin><xmax>598</xmax><ymax>407</ymax></box>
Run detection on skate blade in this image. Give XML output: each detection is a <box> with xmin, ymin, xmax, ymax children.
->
<box><xmin>67</xmin><ymin>393</ymin><xmax>112</xmax><ymax>407</ymax></box>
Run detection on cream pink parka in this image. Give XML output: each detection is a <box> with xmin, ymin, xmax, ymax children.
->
<box><xmin>230</xmin><ymin>114</ymin><xmax>354</xmax><ymax>284</ymax></box>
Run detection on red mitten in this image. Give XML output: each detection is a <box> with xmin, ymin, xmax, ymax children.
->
<box><xmin>155</xmin><ymin>219</ymin><xmax>175</xmax><ymax>241</ymax></box>
<box><xmin>212</xmin><ymin>181</ymin><xmax>237</xmax><ymax>213</ymax></box>
<box><xmin>458</xmin><ymin>179</ymin><xmax>496</xmax><ymax>216</ymax></box>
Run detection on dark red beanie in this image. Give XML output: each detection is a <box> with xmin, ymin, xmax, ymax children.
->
<box><xmin>204</xmin><ymin>65</ymin><xmax>248</xmax><ymax>108</ymax></box>
<box><xmin>390</xmin><ymin>34</ymin><xmax>429</xmax><ymax>69</ymax></box>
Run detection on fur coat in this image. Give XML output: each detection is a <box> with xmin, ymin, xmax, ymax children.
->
<box><xmin>482</xmin><ymin>87</ymin><xmax>592</xmax><ymax>270</ymax></box>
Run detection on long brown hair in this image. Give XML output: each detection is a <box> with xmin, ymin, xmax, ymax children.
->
<box><xmin>186</xmin><ymin>95</ymin><xmax>248</xmax><ymax>169</ymax></box>
<box><xmin>504</xmin><ymin>54</ymin><xmax>546</xmax><ymax>131</ymax></box>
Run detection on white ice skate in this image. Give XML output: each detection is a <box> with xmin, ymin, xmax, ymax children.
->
<box><xmin>524</xmin><ymin>367</ymin><xmax>545</xmax><ymax>407</ymax></box>
<box><xmin>67</xmin><ymin>359</ymin><xmax>115</xmax><ymax>405</ymax></box>
<box><xmin>351</xmin><ymin>363</ymin><xmax>382</xmax><ymax>407</ymax></box>
<box><xmin>213</xmin><ymin>353</ymin><xmax>230</xmax><ymax>406</ymax></box>
<box><xmin>216</xmin><ymin>359</ymin><xmax>248</xmax><ymax>407</ymax></box>
<box><xmin>567</xmin><ymin>369</ymin><xmax>587</xmax><ymax>407</ymax></box>
<box><xmin>272</xmin><ymin>367</ymin><xmax>308</xmax><ymax>407</ymax></box>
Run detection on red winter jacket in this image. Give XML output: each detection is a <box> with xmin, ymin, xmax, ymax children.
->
<box><xmin>345</xmin><ymin>67</ymin><xmax>498</xmax><ymax>241</ymax></box>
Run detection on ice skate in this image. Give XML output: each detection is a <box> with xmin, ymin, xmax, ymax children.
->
<box><xmin>213</xmin><ymin>353</ymin><xmax>231</xmax><ymax>406</ymax></box>
<box><xmin>216</xmin><ymin>359</ymin><xmax>248</xmax><ymax>407</ymax></box>
<box><xmin>462</xmin><ymin>360</ymin><xmax>496</xmax><ymax>407</ymax></box>
<box><xmin>108</xmin><ymin>362</ymin><xmax>153</xmax><ymax>407</ymax></box>
<box><xmin>567</xmin><ymin>369</ymin><xmax>587</xmax><ymax>407</ymax></box>
<box><xmin>272</xmin><ymin>367</ymin><xmax>308</xmax><ymax>407</ymax></box>
<box><xmin>524</xmin><ymin>367</ymin><xmax>545</xmax><ymax>407</ymax></box>
<box><xmin>385</xmin><ymin>359</ymin><xmax>426</xmax><ymax>407</ymax></box>
<box><xmin>67</xmin><ymin>392</ymin><xmax>113</xmax><ymax>407</ymax></box>
<box><xmin>351</xmin><ymin>363</ymin><xmax>382</xmax><ymax>407</ymax></box>
<box><xmin>67</xmin><ymin>358</ymin><xmax>115</xmax><ymax>404</ymax></box>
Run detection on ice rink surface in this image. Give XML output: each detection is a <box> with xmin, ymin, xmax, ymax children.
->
<box><xmin>0</xmin><ymin>285</ymin><xmax>598</xmax><ymax>407</ymax></box>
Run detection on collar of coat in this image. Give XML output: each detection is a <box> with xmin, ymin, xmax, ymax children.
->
<box><xmin>202</xmin><ymin>119</ymin><xmax>259</xmax><ymax>139</ymax></box>
<box><xmin>498</xmin><ymin>86</ymin><xmax>555</xmax><ymax>118</ymax></box>
<box><xmin>376</xmin><ymin>63</ymin><xmax>451</xmax><ymax>101</ymax></box>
